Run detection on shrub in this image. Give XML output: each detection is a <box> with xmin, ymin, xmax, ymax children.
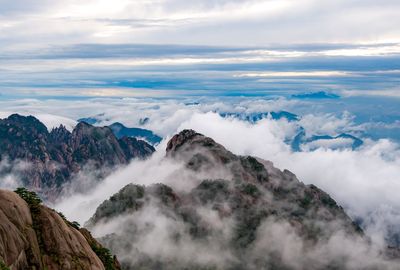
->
<box><xmin>91</xmin><ymin>245</ymin><xmax>115</xmax><ymax>270</ymax></box>
<box><xmin>14</xmin><ymin>187</ymin><xmax>42</xmax><ymax>207</ymax></box>
<box><xmin>71</xmin><ymin>221</ymin><xmax>81</xmax><ymax>230</ymax></box>
<box><xmin>0</xmin><ymin>260</ymin><xmax>10</xmax><ymax>270</ymax></box>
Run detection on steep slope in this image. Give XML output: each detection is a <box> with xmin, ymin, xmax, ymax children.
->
<box><xmin>0</xmin><ymin>114</ymin><xmax>155</xmax><ymax>198</ymax></box>
<box><xmin>86</xmin><ymin>130</ymin><xmax>395</xmax><ymax>270</ymax></box>
<box><xmin>0</xmin><ymin>189</ymin><xmax>120</xmax><ymax>270</ymax></box>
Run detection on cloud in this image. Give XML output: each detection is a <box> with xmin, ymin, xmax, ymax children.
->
<box><xmin>170</xmin><ymin>112</ymin><xmax>400</xmax><ymax>242</ymax></box>
<box><xmin>34</xmin><ymin>99</ymin><xmax>394</xmax><ymax>250</ymax></box>
<box><xmin>1</xmin><ymin>96</ymin><xmax>398</xmax><ymax>246</ymax></box>
<box><xmin>1</xmin><ymin>43</ymin><xmax>399</xmax><ymax>98</ymax></box>
<box><xmin>92</xmin><ymin>203</ymin><xmax>237</xmax><ymax>269</ymax></box>
<box><xmin>0</xmin><ymin>111</ymin><xmax>77</xmax><ymax>131</ymax></box>
<box><xmin>16</xmin><ymin>95</ymin><xmax>393</xmax><ymax>269</ymax></box>
<box><xmin>2</xmin><ymin>0</ymin><xmax>400</xmax><ymax>47</ymax></box>
<box><xmin>0</xmin><ymin>158</ymin><xmax>29</xmax><ymax>190</ymax></box>
<box><xmin>1</xmin><ymin>2</ymin><xmax>400</xmax><ymax>99</ymax></box>
<box><xmin>1</xmin><ymin>0</ymin><xmax>400</xmax><ymax>81</ymax></box>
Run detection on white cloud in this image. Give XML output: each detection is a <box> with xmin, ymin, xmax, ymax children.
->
<box><xmin>0</xmin><ymin>111</ymin><xmax>77</xmax><ymax>131</ymax></box>
<box><xmin>2</xmin><ymin>97</ymin><xmax>399</xmax><ymax>245</ymax></box>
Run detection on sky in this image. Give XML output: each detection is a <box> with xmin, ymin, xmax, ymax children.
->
<box><xmin>1</xmin><ymin>0</ymin><xmax>400</xmax><ymax>98</ymax></box>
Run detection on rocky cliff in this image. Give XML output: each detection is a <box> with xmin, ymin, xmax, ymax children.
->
<box><xmin>0</xmin><ymin>114</ymin><xmax>155</xmax><ymax>199</ymax></box>
<box><xmin>0</xmin><ymin>188</ymin><xmax>120</xmax><ymax>270</ymax></box>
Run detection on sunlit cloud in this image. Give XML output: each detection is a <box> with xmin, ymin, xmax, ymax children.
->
<box><xmin>322</xmin><ymin>44</ymin><xmax>400</xmax><ymax>57</ymax></box>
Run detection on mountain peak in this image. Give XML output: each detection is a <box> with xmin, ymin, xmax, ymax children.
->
<box><xmin>88</xmin><ymin>130</ymin><xmax>369</xmax><ymax>269</ymax></box>
<box><xmin>2</xmin><ymin>113</ymin><xmax>48</xmax><ymax>134</ymax></box>
<box><xmin>166</xmin><ymin>129</ymin><xmax>204</xmax><ymax>154</ymax></box>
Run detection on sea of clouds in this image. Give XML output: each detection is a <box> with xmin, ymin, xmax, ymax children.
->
<box><xmin>1</xmin><ymin>96</ymin><xmax>400</xmax><ymax>249</ymax></box>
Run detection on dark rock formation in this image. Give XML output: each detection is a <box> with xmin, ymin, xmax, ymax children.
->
<box><xmin>86</xmin><ymin>130</ymin><xmax>394</xmax><ymax>270</ymax></box>
<box><xmin>0</xmin><ymin>189</ymin><xmax>120</xmax><ymax>270</ymax></box>
<box><xmin>0</xmin><ymin>114</ymin><xmax>155</xmax><ymax>199</ymax></box>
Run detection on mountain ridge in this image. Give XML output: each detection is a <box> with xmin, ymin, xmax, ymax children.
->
<box><xmin>0</xmin><ymin>114</ymin><xmax>155</xmax><ymax>199</ymax></box>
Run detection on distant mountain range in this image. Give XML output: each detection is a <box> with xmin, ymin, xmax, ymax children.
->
<box><xmin>219</xmin><ymin>110</ymin><xmax>299</xmax><ymax>123</ymax></box>
<box><xmin>78</xmin><ymin>110</ymin><xmax>365</xmax><ymax>152</ymax></box>
<box><xmin>219</xmin><ymin>110</ymin><xmax>363</xmax><ymax>151</ymax></box>
<box><xmin>292</xmin><ymin>91</ymin><xmax>340</xmax><ymax>99</ymax></box>
<box><xmin>291</xmin><ymin>128</ymin><xmax>364</xmax><ymax>152</ymax></box>
<box><xmin>0</xmin><ymin>114</ymin><xmax>155</xmax><ymax>199</ymax></box>
<box><xmin>108</xmin><ymin>122</ymin><xmax>162</xmax><ymax>145</ymax></box>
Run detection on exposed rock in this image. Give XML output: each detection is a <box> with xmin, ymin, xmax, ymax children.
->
<box><xmin>0</xmin><ymin>114</ymin><xmax>155</xmax><ymax>199</ymax></box>
<box><xmin>0</xmin><ymin>189</ymin><xmax>120</xmax><ymax>270</ymax></box>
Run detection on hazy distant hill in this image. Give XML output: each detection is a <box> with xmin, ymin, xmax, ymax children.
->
<box><xmin>108</xmin><ymin>122</ymin><xmax>162</xmax><ymax>145</ymax></box>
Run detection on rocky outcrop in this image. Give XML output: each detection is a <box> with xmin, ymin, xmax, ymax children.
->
<box><xmin>0</xmin><ymin>189</ymin><xmax>120</xmax><ymax>270</ymax></box>
<box><xmin>87</xmin><ymin>130</ymin><xmax>393</xmax><ymax>270</ymax></box>
<box><xmin>0</xmin><ymin>114</ymin><xmax>155</xmax><ymax>199</ymax></box>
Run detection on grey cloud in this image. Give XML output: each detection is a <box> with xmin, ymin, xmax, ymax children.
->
<box><xmin>0</xmin><ymin>0</ymin><xmax>56</xmax><ymax>15</ymax></box>
<box><xmin>3</xmin><ymin>42</ymin><xmax>400</xmax><ymax>60</ymax></box>
<box><xmin>0</xmin><ymin>0</ymin><xmax>399</xmax><ymax>48</ymax></box>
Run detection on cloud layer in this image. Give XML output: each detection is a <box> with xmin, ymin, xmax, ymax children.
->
<box><xmin>1</xmin><ymin>0</ymin><xmax>400</xmax><ymax>47</ymax></box>
<box><xmin>1</xmin><ymin>1</ymin><xmax>400</xmax><ymax>98</ymax></box>
<box><xmin>15</xmin><ymin>96</ymin><xmax>393</xmax><ymax>249</ymax></box>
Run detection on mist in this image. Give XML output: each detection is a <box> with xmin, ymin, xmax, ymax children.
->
<box><xmin>2</xmin><ymin>97</ymin><xmax>400</xmax><ymax>268</ymax></box>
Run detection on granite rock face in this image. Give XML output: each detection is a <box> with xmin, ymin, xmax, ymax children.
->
<box><xmin>0</xmin><ymin>189</ymin><xmax>120</xmax><ymax>270</ymax></box>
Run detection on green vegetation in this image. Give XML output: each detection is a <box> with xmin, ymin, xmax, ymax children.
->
<box><xmin>57</xmin><ymin>211</ymin><xmax>66</xmax><ymax>220</ymax></box>
<box><xmin>0</xmin><ymin>260</ymin><xmax>10</xmax><ymax>270</ymax></box>
<box><xmin>14</xmin><ymin>187</ymin><xmax>45</xmax><ymax>252</ymax></box>
<box><xmin>91</xmin><ymin>184</ymin><xmax>145</xmax><ymax>224</ymax></box>
<box><xmin>240</xmin><ymin>183</ymin><xmax>260</xmax><ymax>198</ymax></box>
<box><xmin>71</xmin><ymin>221</ymin><xmax>81</xmax><ymax>230</ymax></box>
<box><xmin>245</xmin><ymin>156</ymin><xmax>265</xmax><ymax>172</ymax></box>
<box><xmin>90</xmin><ymin>244</ymin><xmax>116</xmax><ymax>270</ymax></box>
<box><xmin>14</xmin><ymin>187</ymin><xmax>42</xmax><ymax>206</ymax></box>
<box><xmin>194</xmin><ymin>180</ymin><xmax>230</xmax><ymax>204</ymax></box>
<box><xmin>321</xmin><ymin>194</ymin><xmax>338</xmax><ymax>208</ymax></box>
<box><xmin>239</xmin><ymin>156</ymin><xmax>269</xmax><ymax>183</ymax></box>
<box><xmin>300</xmin><ymin>192</ymin><xmax>313</xmax><ymax>208</ymax></box>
